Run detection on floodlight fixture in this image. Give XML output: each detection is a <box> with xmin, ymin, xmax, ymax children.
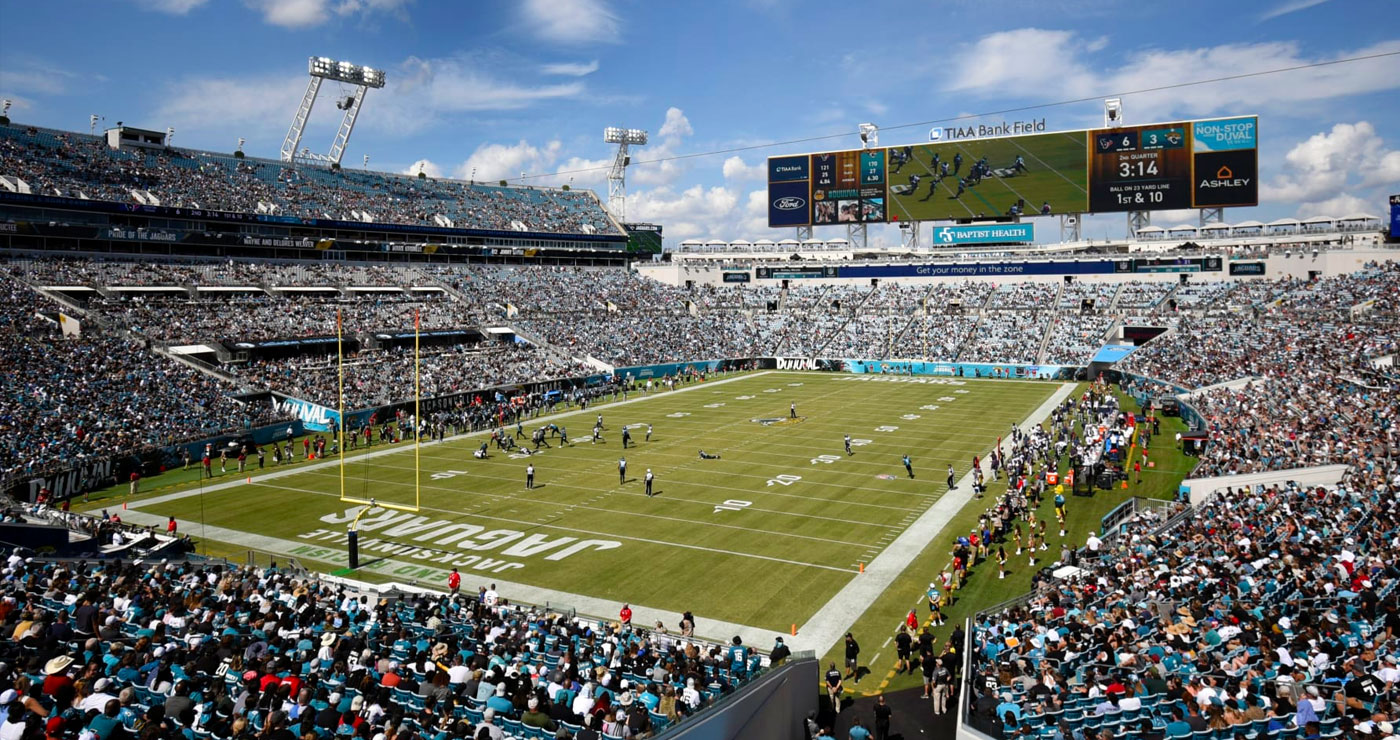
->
<box><xmin>283</xmin><ymin>55</ymin><xmax>386</xmax><ymax>164</ymax></box>
<box><xmin>1104</xmin><ymin>98</ymin><xmax>1123</xmax><ymax>128</ymax></box>
<box><xmin>604</xmin><ymin>126</ymin><xmax>649</xmax><ymax>220</ymax></box>
<box><xmin>859</xmin><ymin>122</ymin><xmax>879</xmax><ymax>148</ymax></box>
<box><xmin>604</xmin><ymin>127</ymin><xmax>648</xmax><ymax>145</ymax></box>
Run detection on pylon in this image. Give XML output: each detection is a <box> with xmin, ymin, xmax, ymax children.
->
<box><xmin>791</xmin><ymin>624</ymin><xmax>797</xmax><ymax>636</ymax></box>
<box><xmin>859</xmin><ymin>563</ymin><xmax>865</xmax><ymax>573</ymax></box>
<box><xmin>122</xmin><ymin>501</ymin><xmax>127</xmax><ymax>510</ymax></box>
<box><xmin>247</xmin><ymin>477</ymin><xmax>252</xmax><ymax>484</ymax></box>
<box><xmin>1121</xmin><ymin>479</ymin><xmax>1128</xmax><ymax>489</ymax></box>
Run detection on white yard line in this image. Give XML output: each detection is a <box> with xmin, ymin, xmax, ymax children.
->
<box><xmin>130</xmin><ymin>369</ymin><xmax>774</xmax><ymax>511</ymax></box>
<box><xmin>114</xmin><ymin>510</ymin><xmax>780</xmax><ymax>649</ymax></box>
<box><xmin>787</xmin><ymin>381</ymin><xmax>1077</xmax><ymax>656</ymax></box>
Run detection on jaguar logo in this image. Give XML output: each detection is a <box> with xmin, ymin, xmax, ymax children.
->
<box><xmin>773</xmin><ymin>197</ymin><xmax>805</xmax><ymax>211</ymax></box>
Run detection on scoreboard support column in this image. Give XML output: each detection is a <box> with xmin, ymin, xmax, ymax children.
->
<box><xmin>1127</xmin><ymin>211</ymin><xmax>1150</xmax><ymax>239</ymax></box>
<box><xmin>1199</xmin><ymin>208</ymin><xmax>1224</xmax><ymax>227</ymax></box>
<box><xmin>1061</xmin><ymin>214</ymin><xmax>1081</xmax><ymax>243</ymax></box>
<box><xmin>900</xmin><ymin>221</ymin><xmax>921</xmax><ymax>250</ymax></box>
<box><xmin>796</xmin><ymin>225</ymin><xmax>812</xmax><ymax>240</ymax></box>
<box><xmin>848</xmin><ymin>222</ymin><xmax>867</xmax><ymax>250</ymax></box>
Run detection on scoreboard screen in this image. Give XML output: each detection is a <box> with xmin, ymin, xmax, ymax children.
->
<box><xmin>809</xmin><ymin>150</ymin><xmax>886</xmax><ymax>224</ymax></box>
<box><xmin>1089</xmin><ymin>116</ymin><xmax>1258</xmax><ymax>212</ymax></box>
<box><xmin>1088</xmin><ymin>123</ymin><xmax>1192</xmax><ymax>211</ymax></box>
<box><xmin>768</xmin><ymin>115</ymin><xmax>1256</xmax><ymax>227</ymax></box>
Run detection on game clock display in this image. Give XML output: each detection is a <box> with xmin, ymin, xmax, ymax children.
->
<box><xmin>1088</xmin><ymin>123</ymin><xmax>1192</xmax><ymax>212</ymax></box>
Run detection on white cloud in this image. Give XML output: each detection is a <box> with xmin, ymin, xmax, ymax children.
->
<box><xmin>630</xmin><ymin>107</ymin><xmax>694</xmax><ymax>187</ymax></box>
<box><xmin>403</xmin><ymin>159</ymin><xmax>442</xmax><ymax>178</ymax></box>
<box><xmin>946</xmin><ymin>29</ymin><xmax>1093</xmax><ymax>96</ymax></box>
<box><xmin>1262</xmin><ymin>122</ymin><xmax>1387</xmax><ymax>203</ymax></box>
<box><xmin>390</xmin><ymin>56</ymin><xmax>584</xmax><ymax>114</ymax></box>
<box><xmin>1260</xmin><ymin>0</ymin><xmax>1329</xmax><ymax>21</ymax></box>
<box><xmin>1295</xmin><ymin>193</ymin><xmax>1368</xmax><ymax>219</ymax></box>
<box><xmin>0</xmin><ymin>58</ymin><xmax>78</xmax><ymax>96</ymax></box>
<box><xmin>134</xmin><ymin>0</ymin><xmax>209</xmax><ymax>14</ymax></box>
<box><xmin>1262</xmin><ymin>121</ymin><xmax>1398</xmax><ymax>217</ymax></box>
<box><xmin>521</xmin><ymin>0</ymin><xmax>620</xmax><ymax>44</ymax></box>
<box><xmin>657</xmin><ymin>107</ymin><xmax>693</xmax><ymax>140</ymax></box>
<box><xmin>456</xmin><ymin>140</ymin><xmax>563</xmax><ymax>182</ymax></box>
<box><xmin>721</xmin><ymin>156</ymin><xmax>765</xmax><ymax>182</ymax></box>
<box><xmin>540</xmin><ymin>60</ymin><xmax>599</xmax><ymax>77</ymax></box>
<box><xmin>243</xmin><ymin>0</ymin><xmax>410</xmax><ymax>28</ymax></box>
<box><xmin>556</xmin><ymin>155</ymin><xmax>612</xmax><ymax>186</ymax></box>
<box><xmin>149</xmin><ymin>54</ymin><xmax>586</xmax><ymax>153</ymax></box>
<box><xmin>942</xmin><ymin>31</ymin><xmax>1400</xmax><ymax>122</ymax></box>
<box><xmin>150</xmin><ymin>73</ymin><xmax>306</xmax><ymax>133</ymax></box>
<box><xmin>245</xmin><ymin>0</ymin><xmax>329</xmax><ymax>27</ymax></box>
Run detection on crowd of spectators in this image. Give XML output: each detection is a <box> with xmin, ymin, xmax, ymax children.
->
<box><xmin>1</xmin><ymin>123</ymin><xmax>620</xmax><ymax>236</ymax></box>
<box><xmin>234</xmin><ymin>343</ymin><xmax>595</xmax><ymax>410</ymax></box>
<box><xmin>0</xmin><ymin>539</ymin><xmax>771</xmax><ymax>740</ymax></box>
<box><xmin>0</xmin><ymin>274</ymin><xmax>280</xmax><ymax>484</ymax></box>
<box><xmin>988</xmin><ymin>284</ymin><xmax>1059</xmax><ymax>310</ymax></box>
<box><xmin>519</xmin><ymin>315</ymin><xmax>759</xmax><ymax>367</ymax></box>
<box><xmin>966</xmin><ymin>466</ymin><xmax>1399</xmax><ymax>740</ymax></box>
<box><xmin>1059</xmin><ymin>283</ymin><xmax>1118</xmax><ymax>310</ymax></box>
<box><xmin>1114</xmin><ymin>281</ymin><xmax>1174</xmax><ymax>311</ymax></box>
<box><xmin>1043</xmin><ymin>314</ymin><xmax>1116</xmax><ymax>366</ymax></box>
<box><xmin>960</xmin><ymin>312</ymin><xmax>1053</xmax><ymax>364</ymax></box>
<box><xmin>83</xmin><ymin>293</ymin><xmax>486</xmax><ymax>345</ymax></box>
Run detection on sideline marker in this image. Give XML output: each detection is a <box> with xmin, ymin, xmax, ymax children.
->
<box><xmin>790</xmin><ymin>624</ymin><xmax>797</xmax><ymax>636</ymax></box>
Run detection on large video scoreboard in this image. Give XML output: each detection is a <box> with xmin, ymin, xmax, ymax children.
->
<box><xmin>767</xmin><ymin>116</ymin><xmax>1258</xmax><ymax>227</ymax></box>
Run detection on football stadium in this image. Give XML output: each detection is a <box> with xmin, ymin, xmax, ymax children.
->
<box><xmin>2</xmin><ymin>4</ymin><xmax>1399</xmax><ymax>740</ymax></box>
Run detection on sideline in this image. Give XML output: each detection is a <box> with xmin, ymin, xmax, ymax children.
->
<box><xmin>788</xmin><ymin>381</ymin><xmax>1078</xmax><ymax>656</ymax></box>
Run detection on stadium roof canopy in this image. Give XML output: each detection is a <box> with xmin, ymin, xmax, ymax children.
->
<box><xmin>1166</xmin><ymin>224</ymin><xmax>1199</xmax><ymax>232</ymax></box>
<box><xmin>1233</xmin><ymin>220</ymin><xmax>1265</xmax><ymax>229</ymax></box>
<box><xmin>1339</xmin><ymin>213</ymin><xmax>1379</xmax><ymax>222</ymax></box>
<box><xmin>1200</xmin><ymin>222</ymin><xmax>1232</xmax><ymax>231</ymax></box>
<box><xmin>1301</xmin><ymin>216</ymin><xmax>1335</xmax><ymax>224</ymax></box>
<box><xmin>1135</xmin><ymin>226</ymin><xmax>1165</xmax><ymax>234</ymax></box>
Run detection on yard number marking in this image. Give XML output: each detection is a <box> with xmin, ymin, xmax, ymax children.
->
<box><xmin>714</xmin><ymin>499</ymin><xmax>752</xmax><ymax>514</ymax></box>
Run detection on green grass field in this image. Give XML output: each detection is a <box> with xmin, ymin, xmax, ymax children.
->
<box><xmin>77</xmin><ymin>371</ymin><xmax>1196</xmax><ymax>697</ymax></box>
<box><xmin>84</xmin><ymin>372</ymin><xmax>1057</xmax><ymax>632</ymax></box>
<box><xmin>887</xmin><ymin>131</ymin><xmax>1090</xmax><ymax>221</ymax></box>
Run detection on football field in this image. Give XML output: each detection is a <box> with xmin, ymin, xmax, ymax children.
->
<box><xmin>110</xmin><ymin>371</ymin><xmax>1062</xmax><ymax>647</ymax></box>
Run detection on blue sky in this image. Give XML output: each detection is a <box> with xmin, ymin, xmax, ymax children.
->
<box><xmin>2</xmin><ymin>0</ymin><xmax>1397</xmax><ymax>245</ymax></box>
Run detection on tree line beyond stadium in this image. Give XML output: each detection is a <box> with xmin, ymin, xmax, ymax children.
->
<box><xmin>767</xmin><ymin>115</ymin><xmax>1258</xmax><ymax>227</ymax></box>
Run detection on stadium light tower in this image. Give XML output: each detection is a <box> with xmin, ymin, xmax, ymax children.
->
<box><xmin>604</xmin><ymin>127</ymin><xmax>648</xmax><ymax>221</ymax></box>
<box><xmin>280</xmin><ymin>56</ymin><xmax>386</xmax><ymax>166</ymax></box>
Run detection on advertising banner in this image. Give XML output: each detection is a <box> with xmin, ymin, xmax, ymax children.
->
<box><xmin>273</xmin><ymin>394</ymin><xmax>341</xmax><ymax>432</ymax></box>
<box><xmin>839</xmin><ymin>260</ymin><xmax>1117</xmax><ymax>279</ymax></box>
<box><xmin>1090</xmin><ymin>345</ymin><xmax>1140</xmax><ymax>363</ymax></box>
<box><xmin>837</xmin><ymin>359</ymin><xmax>1078</xmax><ymax>380</ymax></box>
<box><xmin>929</xmin><ymin>223</ymin><xmax>1034</xmax><ymax>245</ymax></box>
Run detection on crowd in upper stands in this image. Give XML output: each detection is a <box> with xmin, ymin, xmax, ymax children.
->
<box><xmin>0</xmin><ymin>124</ymin><xmax>620</xmax><ymax>236</ymax></box>
<box><xmin>0</xmin><ymin>532</ymin><xmax>769</xmax><ymax>740</ymax></box>
<box><xmin>235</xmin><ymin>344</ymin><xmax>595</xmax><ymax>410</ymax></box>
<box><xmin>0</xmin><ymin>273</ymin><xmax>283</xmax><ymax>484</ymax></box>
